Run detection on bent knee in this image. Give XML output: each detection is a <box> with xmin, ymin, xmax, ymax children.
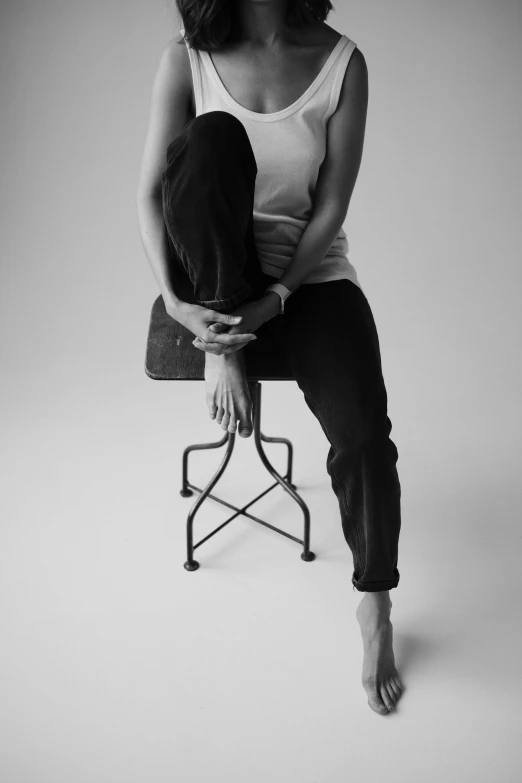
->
<box><xmin>187</xmin><ymin>110</ymin><xmax>247</xmax><ymax>144</ymax></box>
<box><xmin>164</xmin><ymin>110</ymin><xmax>256</xmax><ymax>185</ymax></box>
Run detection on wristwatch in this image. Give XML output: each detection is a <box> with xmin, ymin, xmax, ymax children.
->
<box><xmin>263</xmin><ymin>283</ymin><xmax>293</xmax><ymax>315</ymax></box>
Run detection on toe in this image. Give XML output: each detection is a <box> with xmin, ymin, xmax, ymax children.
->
<box><xmin>368</xmin><ymin>695</ymin><xmax>389</xmax><ymax>715</ymax></box>
<box><xmin>228</xmin><ymin>415</ymin><xmax>237</xmax><ymax>434</ymax></box>
<box><xmin>207</xmin><ymin>400</ymin><xmax>217</xmax><ymax>420</ymax></box>
<box><xmin>393</xmin><ymin>675</ymin><xmax>404</xmax><ymax>694</ymax></box>
<box><xmin>220</xmin><ymin>411</ymin><xmax>231</xmax><ymax>430</ymax></box>
<box><xmin>215</xmin><ymin>407</ymin><xmax>224</xmax><ymax>425</ymax></box>
<box><xmin>385</xmin><ymin>681</ymin><xmax>398</xmax><ymax>707</ymax></box>
<box><xmin>238</xmin><ymin>409</ymin><xmax>253</xmax><ymax>438</ymax></box>
<box><xmin>389</xmin><ymin>678</ymin><xmax>402</xmax><ymax>701</ymax></box>
<box><xmin>364</xmin><ymin>679</ymin><xmax>389</xmax><ymax>715</ymax></box>
<box><xmin>380</xmin><ymin>683</ymin><xmax>395</xmax><ymax>712</ymax></box>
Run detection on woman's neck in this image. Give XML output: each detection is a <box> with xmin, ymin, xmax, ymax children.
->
<box><xmin>235</xmin><ymin>0</ymin><xmax>289</xmax><ymax>47</ymax></box>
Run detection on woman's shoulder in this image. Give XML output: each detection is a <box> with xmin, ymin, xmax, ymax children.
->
<box><xmin>299</xmin><ymin>21</ymin><xmax>345</xmax><ymax>47</ymax></box>
<box><xmin>158</xmin><ymin>32</ymin><xmax>192</xmax><ymax>80</ymax></box>
<box><xmin>152</xmin><ymin>33</ymin><xmax>194</xmax><ymax>114</ymax></box>
<box><xmin>318</xmin><ymin>21</ymin><xmax>365</xmax><ymax>65</ymax></box>
<box><xmin>297</xmin><ymin>21</ymin><xmax>361</xmax><ymax>60</ymax></box>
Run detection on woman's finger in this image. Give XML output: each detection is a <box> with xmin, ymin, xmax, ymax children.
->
<box><xmin>211</xmin><ymin>313</ymin><xmax>243</xmax><ymax>326</ymax></box>
<box><xmin>193</xmin><ymin>339</ymin><xmax>222</xmax><ymax>355</ymax></box>
<box><xmin>204</xmin><ymin>331</ymin><xmax>256</xmax><ymax>346</ymax></box>
<box><xmin>193</xmin><ymin>339</ymin><xmax>233</xmax><ymax>355</ymax></box>
<box><xmin>194</xmin><ymin>333</ymin><xmax>255</xmax><ymax>348</ymax></box>
<box><xmin>219</xmin><ymin>344</ymin><xmax>246</xmax><ymax>354</ymax></box>
<box><xmin>193</xmin><ymin>338</ymin><xmax>245</xmax><ymax>355</ymax></box>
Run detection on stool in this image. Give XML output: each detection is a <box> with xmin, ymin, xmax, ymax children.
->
<box><xmin>145</xmin><ymin>295</ymin><xmax>315</xmax><ymax>571</ymax></box>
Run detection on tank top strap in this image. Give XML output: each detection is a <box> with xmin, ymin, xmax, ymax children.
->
<box><xmin>324</xmin><ymin>37</ymin><xmax>358</xmax><ymax>122</ymax></box>
<box><xmin>179</xmin><ymin>28</ymin><xmax>204</xmax><ymax>114</ymax></box>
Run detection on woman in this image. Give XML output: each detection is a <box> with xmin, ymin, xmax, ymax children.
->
<box><xmin>136</xmin><ymin>0</ymin><xmax>405</xmax><ymax>715</ymax></box>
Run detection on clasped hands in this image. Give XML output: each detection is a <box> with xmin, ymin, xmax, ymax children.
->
<box><xmin>169</xmin><ymin>294</ymin><xmax>280</xmax><ymax>356</ymax></box>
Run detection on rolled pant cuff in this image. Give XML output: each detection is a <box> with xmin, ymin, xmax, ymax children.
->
<box><xmin>352</xmin><ymin>577</ymin><xmax>400</xmax><ymax>592</ymax></box>
<box><xmin>196</xmin><ymin>284</ymin><xmax>254</xmax><ymax>312</ymax></box>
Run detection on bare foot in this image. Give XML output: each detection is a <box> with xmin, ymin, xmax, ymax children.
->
<box><xmin>356</xmin><ymin>592</ymin><xmax>404</xmax><ymax>715</ymax></box>
<box><xmin>204</xmin><ymin>349</ymin><xmax>253</xmax><ymax>437</ymax></box>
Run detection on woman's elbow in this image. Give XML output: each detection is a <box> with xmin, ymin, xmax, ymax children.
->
<box><xmin>136</xmin><ymin>182</ymin><xmax>163</xmax><ymax>205</ymax></box>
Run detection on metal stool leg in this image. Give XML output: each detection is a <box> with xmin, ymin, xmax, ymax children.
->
<box><xmin>181</xmin><ymin>432</ymin><xmax>229</xmax><ymax>497</ymax></box>
<box><xmin>184</xmin><ymin>432</ymin><xmax>236</xmax><ymax>571</ymax></box>
<box><xmin>250</xmin><ymin>381</ymin><xmax>314</xmax><ymax>562</ymax></box>
<box><xmin>260</xmin><ymin>431</ymin><xmax>295</xmax><ymax>488</ymax></box>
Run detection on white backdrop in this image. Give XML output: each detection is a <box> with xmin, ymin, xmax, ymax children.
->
<box><xmin>1</xmin><ymin>1</ymin><xmax>521</xmax><ymax>781</ymax></box>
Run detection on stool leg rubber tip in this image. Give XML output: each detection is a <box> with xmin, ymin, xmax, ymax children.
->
<box><xmin>301</xmin><ymin>551</ymin><xmax>315</xmax><ymax>562</ymax></box>
<box><xmin>180</xmin><ymin>488</ymin><xmax>193</xmax><ymax>497</ymax></box>
<box><xmin>184</xmin><ymin>560</ymin><xmax>200</xmax><ymax>571</ymax></box>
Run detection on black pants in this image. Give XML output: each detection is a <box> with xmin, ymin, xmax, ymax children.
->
<box><xmin>162</xmin><ymin>111</ymin><xmax>401</xmax><ymax>592</ymax></box>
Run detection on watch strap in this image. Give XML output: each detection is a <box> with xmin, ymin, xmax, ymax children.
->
<box><xmin>264</xmin><ymin>283</ymin><xmax>292</xmax><ymax>314</ymax></box>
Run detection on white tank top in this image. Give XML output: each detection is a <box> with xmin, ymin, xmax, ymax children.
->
<box><xmin>179</xmin><ymin>28</ymin><xmax>362</xmax><ymax>290</ymax></box>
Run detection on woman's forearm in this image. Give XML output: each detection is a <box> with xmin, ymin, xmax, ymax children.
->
<box><xmin>136</xmin><ymin>193</ymin><xmax>184</xmax><ymax>311</ymax></box>
<box><xmin>277</xmin><ymin>209</ymin><xmax>346</xmax><ymax>293</ymax></box>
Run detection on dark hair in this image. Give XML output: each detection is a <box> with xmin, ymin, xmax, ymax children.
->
<box><xmin>176</xmin><ymin>0</ymin><xmax>334</xmax><ymax>51</ymax></box>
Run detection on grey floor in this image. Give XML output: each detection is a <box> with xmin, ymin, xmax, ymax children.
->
<box><xmin>1</xmin><ymin>376</ymin><xmax>520</xmax><ymax>783</ymax></box>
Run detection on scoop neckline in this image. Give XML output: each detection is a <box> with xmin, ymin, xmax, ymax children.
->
<box><xmin>198</xmin><ymin>34</ymin><xmax>349</xmax><ymax>122</ymax></box>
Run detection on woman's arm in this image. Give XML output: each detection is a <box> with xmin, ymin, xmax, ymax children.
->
<box><xmin>136</xmin><ymin>35</ymin><xmax>192</xmax><ymax>311</ymax></box>
<box><xmin>277</xmin><ymin>47</ymin><xmax>369</xmax><ymax>294</ymax></box>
